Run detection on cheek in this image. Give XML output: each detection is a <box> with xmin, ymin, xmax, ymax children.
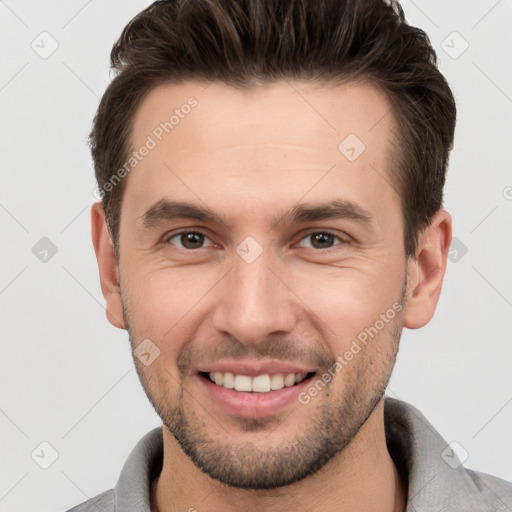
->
<box><xmin>290</xmin><ymin>264</ymin><xmax>403</xmax><ymax>344</ymax></box>
<box><xmin>123</xmin><ymin>265</ymin><xmax>216</xmax><ymax>336</ymax></box>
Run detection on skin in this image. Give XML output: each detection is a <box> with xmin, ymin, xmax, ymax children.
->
<box><xmin>92</xmin><ymin>79</ymin><xmax>451</xmax><ymax>512</ymax></box>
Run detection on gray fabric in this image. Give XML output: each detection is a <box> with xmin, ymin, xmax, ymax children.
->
<box><xmin>65</xmin><ymin>397</ymin><xmax>512</xmax><ymax>511</ymax></box>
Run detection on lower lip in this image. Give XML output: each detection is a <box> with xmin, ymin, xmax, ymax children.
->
<box><xmin>197</xmin><ymin>374</ymin><xmax>314</xmax><ymax>418</ymax></box>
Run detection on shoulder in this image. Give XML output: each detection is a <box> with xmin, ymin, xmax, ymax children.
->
<box><xmin>383</xmin><ymin>397</ymin><xmax>512</xmax><ymax>510</ymax></box>
<box><xmin>465</xmin><ymin>468</ymin><xmax>512</xmax><ymax>508</ymax></box>
<box><xmin>63</xmin><ymin>427</ymin><xmax>162</xmax><ymax>512</ymax></box>
<box><xmin>64</xmin><ymin>489</ymin><xmax>114</xmax><ymax>512</ymax></box>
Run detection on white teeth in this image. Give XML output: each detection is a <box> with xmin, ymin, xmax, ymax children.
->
<box><xmin>207</xmin><ymin>371</ymin><xmax>309</xmax><ymax>393</ymax></box>
<box><xmin>270</xmin><ymin>374</ymin><xmax>284</xmax><ymax>391</ymax></box>
<box><xmin>284</xmin><ymin>374</ymin><xmax>295</xmax><ymax>387</ymax></box>
<box><xmin>252</xmin><ymin>374</ymin><xmax>271</xmax><ymax>393</ymax></box>
<box><xmin>223</xmin><ymin>372</ymin><xmax>235</xmax><ymax>389</ymax></box>
<box><xmin>234</xmin><ymin>375</ymin><xmax>252</xmax><ymax>392</ymax></box>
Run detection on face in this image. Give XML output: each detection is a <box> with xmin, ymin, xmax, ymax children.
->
<box><xmin>116</xmin><ymin>80</ymin><xmax>409</xmax><ymax>489</ymax></box>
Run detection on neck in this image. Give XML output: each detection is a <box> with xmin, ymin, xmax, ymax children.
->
<box><xmin>152</xmin><ymin>399</ymin><xmax>407</xmax><ymax>512</ymax></box>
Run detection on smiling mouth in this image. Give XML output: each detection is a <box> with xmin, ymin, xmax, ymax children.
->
<box><xmin>199</xmin><ymin>371</ymin><xmax>316</xmax><ymax>393</ymax></box>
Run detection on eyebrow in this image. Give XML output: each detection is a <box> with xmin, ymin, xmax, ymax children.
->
<box><xmin>140</xmin><ymin>200</ymin><xmax>226</xmax><ymax>228</ymax></box>
<box><xmin>140</xmin><ymin>198</ymin><xmax>374</xmax><ymax>230</ymax></box>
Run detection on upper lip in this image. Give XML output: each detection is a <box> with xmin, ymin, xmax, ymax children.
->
<box><xmin>196</xmin><ymin>360</ymin><xmax>315</xmax><ymax>377</ymax></box>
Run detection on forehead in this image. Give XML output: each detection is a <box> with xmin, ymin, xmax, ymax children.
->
<box><xmin>123</xmin><ymin>79</ymin><xmax>399</xmax><ymax>228</ymax></box>
<box><xmin>131</xmin><ymin>79</ymin><xmax>395</xmax><ymax>153</ymax></box>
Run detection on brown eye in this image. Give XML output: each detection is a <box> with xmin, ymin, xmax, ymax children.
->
<box><xmin>166</xmin><ymin>231</ymin><xmax>212</xmax><ymax>250</ymax></box>
<box><xmin>298</xmin><ymin>231</ymin><xmax>345</xmax><ymax>250</ymax></box>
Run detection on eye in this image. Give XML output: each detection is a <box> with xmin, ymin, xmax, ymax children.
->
<box><xmin>165</xmin><ymin>231</ymin><xmax>214</xmax><ymax>250</ymax></box>
<box><xmin>297</xmin><ymin>231</ymin><xmax>347</xmax><ymax>250</ymax></box>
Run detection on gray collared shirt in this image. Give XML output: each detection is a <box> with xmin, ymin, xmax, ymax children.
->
<box><xmin>66</xmin><ymin>397</ymin><xmax>512</xmax><ymax>511</ymax></box>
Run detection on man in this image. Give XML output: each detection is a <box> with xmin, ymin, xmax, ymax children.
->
<box><xmin>68</xmin><ymin>0</ymin><xmax>512</xmax><ymax>510</ymax></box>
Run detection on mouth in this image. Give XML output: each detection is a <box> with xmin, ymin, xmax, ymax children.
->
<box><xmin>199</xmin><ymin>371</ymin><xmax>317</xmax><ymax>393</ymax></box>
<box><xmin>196</xmin><ymin>369</ymin><xmax>318</xmax><ymax>418</ymax></box>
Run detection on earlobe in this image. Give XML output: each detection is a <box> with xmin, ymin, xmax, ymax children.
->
<box><xmin>91</xmin><ymin>202</ymin><xmax>126</xmax><ymax>330</ymax></box>
<box><xmin>403</xmin><ymin>209</ymin><xmax>452</xmax><ymax>329</ymax></box>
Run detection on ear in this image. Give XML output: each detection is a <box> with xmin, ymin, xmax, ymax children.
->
<box><xmin>91</xmin><ymin>202</ymin><xmax>126</xmax><ymax>330</ymax></box>
<box><xmin>403</xmin><ymin>209</ymin><xmax>452</xmax><ymax>329</ymax></box>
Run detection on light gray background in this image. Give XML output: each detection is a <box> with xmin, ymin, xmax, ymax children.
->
<box><xmin>1</xmin><ymin>1</ymin><xmax>511</xmax><ymax>511</ymax></box>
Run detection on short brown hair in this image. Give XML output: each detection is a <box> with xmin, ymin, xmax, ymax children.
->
<box><xmin>90</xmin><ymin>0</ymin><xmax>456</xmax><ymax>258</ymax></box>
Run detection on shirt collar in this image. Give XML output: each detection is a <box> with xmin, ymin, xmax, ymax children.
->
<box><xmin>384</xmin><ymin>397</ymin><xmax>490</xmax><ymax>511</ymax></box>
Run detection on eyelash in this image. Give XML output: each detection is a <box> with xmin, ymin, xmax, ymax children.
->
<box><xmin>162</xmin><ymin>229</ymin><xmax>348</xmax><ymax>251</ymax></box>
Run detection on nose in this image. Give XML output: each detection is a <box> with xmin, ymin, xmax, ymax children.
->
<box><xmin>211</xmin><ymin>250</ymin><xmax>298</xmax><ymax>347</ymax></box>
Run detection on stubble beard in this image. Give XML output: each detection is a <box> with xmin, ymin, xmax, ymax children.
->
<box><xmin>121</xmin><ymin>281</ymin><xmax>406</xmax><ymax>490</ymax></box>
